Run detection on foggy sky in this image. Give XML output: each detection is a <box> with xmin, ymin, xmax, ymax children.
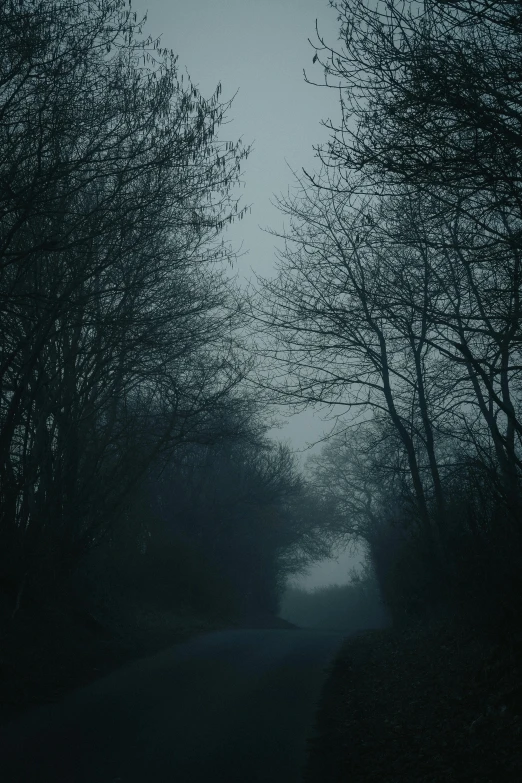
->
<box><xmin>131</xmin><ymin>0</ymin><xmax>363</xmax><ymax>588</ymax></box>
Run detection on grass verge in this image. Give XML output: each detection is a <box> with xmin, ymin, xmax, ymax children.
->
<box><xmin>305</xmin><ymin>618</ymin><xmax>522</xmax><ymax>782</ymax></box>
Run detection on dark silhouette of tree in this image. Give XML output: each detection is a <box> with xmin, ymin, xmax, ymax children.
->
<box><xmin>87</xmin><ymin>403</ymin><xmax>333</xmax><ymax>622</ymax></box>
<box><xmin>142</xmin><ymin>430</ymin><xmax>332</xmax><ymax>617</ymax></box>
<box><xmin>0</xmin><ymin>0</ymin><xmax>249</xmax><ymax>601</ymax></box>
<box><xmin>251</xmin><ymin>0</ymin><xmax>522</xmax><ymax>623</ymax></box>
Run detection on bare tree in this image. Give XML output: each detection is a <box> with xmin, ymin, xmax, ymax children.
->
<box><xmin>0</xmin><ymin>0</ymin><xmax>250</xmax><ymax>597</ymax></box>
<box><xmin>309</xmin><ymin>1</ymin><xmax>522</xmax><ymax>215</ymax></box>
<box><xmin>251</xmin><ymin>175</ymin><xmax>457</xmax><ymax>552</ymax></box>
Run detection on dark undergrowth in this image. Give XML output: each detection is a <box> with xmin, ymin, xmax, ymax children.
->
<box><xmin>305</xmin><ymin>616</ymin><xmax>522</xmax><ymax>782</ymax></box>
<box><xmin>0</xmin><ymin>586</ymin><xmax>297</xmax><ymax>729</ymax></box>
<box><xmin>0</xmin><ymin>598</ymin><xmax>230</xmax><ymax>728</ymax></box>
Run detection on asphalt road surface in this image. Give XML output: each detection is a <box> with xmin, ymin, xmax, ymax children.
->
<box><xmin>0</xmin><ymin>628</ymin><xmax>345</xmax><ymax>782</ymax></box>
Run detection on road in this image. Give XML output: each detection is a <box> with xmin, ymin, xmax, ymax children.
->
<box><xmin>0</xmin><ymin>628</ymin><xmax>345</xmax><ymax>782</ymax></box>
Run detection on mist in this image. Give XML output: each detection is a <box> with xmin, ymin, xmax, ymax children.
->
<box><xmin>2</xmin><ymin>1</ymin><xmax>522</xmax><ymax>780</ymax></box>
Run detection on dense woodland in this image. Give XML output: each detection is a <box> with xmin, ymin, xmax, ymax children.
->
<box><xmin>0</xmin><ymin>0</ymin><xmax>331</xmax><ymax>641</ymax></box>
<box><xmin>252</xmin><ymin>0</ymin><xmax>522</xmax><ymax>635</ymax></box>
<box><xmin>2</xmin><ymin>0</ymin><xmax>522</xmax><ymax>686</ymax></box>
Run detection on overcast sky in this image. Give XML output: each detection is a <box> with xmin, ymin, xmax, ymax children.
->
<box><xmin>131</xmin><ymin>0</ymin><xmax>364</xmax><ymax>588</ymax></box>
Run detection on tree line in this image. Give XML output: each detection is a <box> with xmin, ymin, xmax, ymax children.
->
<box><xmin>252</xmin><ymin>0</ymin><xmax>522</xmax><ymax>628</ymax></box>
<box><xmin>7</xmin><ymin>0</ymin><xmax>519</xmax><ymax>634</ymax></box>
<box><xmin>0</xmin><ymin>0</ymin><xmax>329</xmax><ymax>626</ymax></box>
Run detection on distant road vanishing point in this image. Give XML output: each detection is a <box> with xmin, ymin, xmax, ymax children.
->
<box><xmin>0</xmin><ymin>628</ymin><xmax>345</xmax><ymax>782</ymax></box>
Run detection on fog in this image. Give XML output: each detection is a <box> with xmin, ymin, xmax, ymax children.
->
<box><xmin>3</xmin><ymin>1</ymin><xmax>522</xmax><ymax>779</ymax></box>
<box><xmin>132</xmin><ymin>0</ymin><xmax>366</xmax><ymax>590</ymax></box>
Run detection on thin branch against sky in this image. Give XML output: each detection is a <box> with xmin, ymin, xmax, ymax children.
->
<box><xmin>130</xmin><ymin>0</ymin><xmax>363</xmax><ymax>586</ymax></box>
